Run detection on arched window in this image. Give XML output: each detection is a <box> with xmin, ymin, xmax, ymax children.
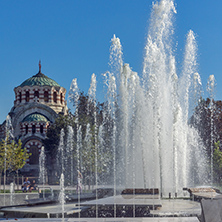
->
<box><xmin>44</xmin><ymin>91</ymin><xmax>49</xmax><ymax>102</ymax></box>
<box><xmin>32</xmin><ymin>125</ymin><xmax>36</xmax><ymax>134</ymax></box>
<box><xmin>25</xmin><ymin>125</ymin><xmax>28</xmax><ymax>134</ymax></box>
<box><xmin>40</xmin><ymin>125</ymin><xmax>44</xmax><ymax>134</ymax></box>
<box><xmin>34</xmin><ymin>91</ymin><xmax>39</xmax><ymax>98</ymax></box>
<box><xmin>19</xmin><ymin>92</ymin><xmax>22</xmax><ymax>103</ymax></box>
<box><xmin>60</xmin><ymin>93</ymin><xmax>63</xmax><ymax>104</ymax></box>
<box><xmin>29</xmin><ymin>146</ymin><xmax>39</xmax><ymax>165</ymax></box>
<box><xmin>26</xmin><ymin>91</ymin><xmax>29</xmax><ymax>102</ymax></box>
<box><xmin>53</xmin><ymin>92</ymin><xmax>57</xmax><ymax>103</ymax></box>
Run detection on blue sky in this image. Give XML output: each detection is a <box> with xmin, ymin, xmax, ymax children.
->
<box><xmin>0</xmin><ymin>0</ymin><xmax>221</xmax><ymax>123</ymax></box>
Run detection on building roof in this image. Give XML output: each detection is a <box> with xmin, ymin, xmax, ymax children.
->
<box><xmin>22</xmin><ymin>113</ymin><xmax>50</xmax><ymax>123</ymax></box>
<box><xmin>20</xmin><ymin>71</ymin><xmax>60</xmax><ymax>87</ymax></box>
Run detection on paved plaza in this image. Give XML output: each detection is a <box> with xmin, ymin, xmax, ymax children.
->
<box><xmin>0</xmin><ymin>217</ymin><xmax>200</xmax><ymax>222</ymax></box>
<box><xmin>0</xmin><ymin>195</ymin><xmax>201</xmax><ymax>220</ymax></box>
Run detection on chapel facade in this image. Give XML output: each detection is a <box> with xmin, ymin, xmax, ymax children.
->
<box><xmin>0</xmin><ymin>62</ymin><xmax>67</xmax><ymax>174</ymax></box>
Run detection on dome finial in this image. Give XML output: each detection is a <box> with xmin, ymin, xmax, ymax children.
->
<box><xmin>39</xmin><ymin>60</ymin><xmax>41</xmax><ymax>73</ymax></box>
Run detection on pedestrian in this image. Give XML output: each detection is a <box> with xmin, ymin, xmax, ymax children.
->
<box><xmin>76</xmin><ymin>170</ymin><xmax>83</xmax><ymax>193</ymax></box>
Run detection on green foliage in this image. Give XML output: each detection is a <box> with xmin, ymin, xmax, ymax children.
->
<box><xmin>0</xmin><ymin>136</ymin><xmax>10</xmax><ymax>173</ymax></box>
<box><xmin>213</xmin><ymin>141</ymin><xmax>222</xmax><ymax>183</ymax></box>
<box><xmin>0</xmin><ymin>137</ymin><xmax>30</xmax><ymax>174</ymax></box>
<box><xmin>44</xmin><ymin>113</ymin><xmax>75</xmax><ymax>156</ymax></box>
<box><xmin>191</xmin><ymin>98</ymin><xmax>222</xmax><ymax>157</ymax></box>
<box><xmin>44</xmin><ymin>92</ymin><xmax>113</xmax><ymax>185</ymax></box>
<box><xmin>44</xmin><ymin>92</ymin><xmax>104</xmax><ymax>158</ymax></box>
<box><xmin>8</xmin><ymin>139</ymin><xmax>30</xmax><ymax>172</ymax></box>
<box><xmin>191</xmin><ymin>99</ymin><xmax>222</xmax><ymax>183</ymax></box>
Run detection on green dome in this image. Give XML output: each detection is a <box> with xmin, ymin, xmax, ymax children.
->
<box><xmin>20</xmin><ymin>72</ymin><xmax>60</xmax><ymax>87</ymax></box>
<box><xmin>22</xmin><ymin>113</ymin><xmax>49</xmax><ymax>123</ymax></box>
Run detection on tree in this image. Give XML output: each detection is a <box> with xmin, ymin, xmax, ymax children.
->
<box><xmin>213</xmin><ymin>141</ymin><xmax>222</xmax><ymax>183</ymax></box>
<box><xmin>190</xmin><ymin>98</ymin><xmax>222</xmax><ymax>157</ymax></box>
<box><xmin>70</xmin><ymin>93</ymin><xmax>112</xmax><ymax>187</ymax></box>
<box><xmin>0</xmin><ymin>136</ymin><xmax>11</xmax><ymax>189</ymax></box>
<box><xmin>44</xmin><ymin>113</ymin><xmax>75</xmax><ymax>157</ymax></box>
<box><xmin>44</xmin><ymin>92</ymin><xmax>113</xmax><ymax>186</ymax></box>
<box><xmin>191</xmin><ymin>98</ymin><xmax>222</xmax><ymax>183</ymax></box>
<box><xmin>8</xmin><ymin>139</ymin><xmax>30</xmax><ymax>188</ymax></box>
<box><xmin>0</xmin><ymin>137</ymin><xmax>30</xmax><ymax>189</ymax></box>
<box><xmin>44</xmin><ymin>112</ymin><xmax>75</xmax><ymax>184</ymax></box>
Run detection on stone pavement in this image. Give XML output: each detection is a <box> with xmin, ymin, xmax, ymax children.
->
<box><xmin>0</xmin><ymin>193</ymin><xmax>39</xmax><ymax>207</ymax></box>
<box><xmin>0</xmin><ymin>187</ymin><xmax>202</xmax><ymax>221</ymax></box>
<box><xmin>201</xmin><ymin>198</ymin><xmax>222</xmax><ymax>222</ymax></box>
<box><xmin>0</xmin><ymin>197</ymin><xmax>201</xmax><ymax>219</ymax></box>
<box><xmin>0</xmin><ymin>217</ymin><xmax>199</xmax><ymax>222</ymax></box>
<box><xmin>150</xmin><ymin>199</ymin><xmax>201</xmax><ymax>217</ymax></box>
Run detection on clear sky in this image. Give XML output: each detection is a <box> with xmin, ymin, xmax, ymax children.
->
<box><xmin>0</xmin><ymin>0</ymin><xmax>221</xmax><ymax>123</ymax></box>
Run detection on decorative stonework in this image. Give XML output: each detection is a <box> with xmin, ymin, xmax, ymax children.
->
<box><xmin>0</xmin><ymin>64</ymin><xmax>68</xmax><ymax>173</ymax></box>
<box><xmin>25</xmin><ymin>139</ymin><xmax>42</xmax><ymax>165</ymax></box>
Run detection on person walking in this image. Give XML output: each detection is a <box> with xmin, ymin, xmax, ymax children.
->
<box><xmin>76</xmin><ymin>170</ymin><xmax>83</xmax><ymax>193</ymax></box>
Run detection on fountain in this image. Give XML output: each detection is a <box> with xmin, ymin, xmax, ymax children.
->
<box><xmin>57</xmin><ymin>0</ymin><xmax>209</xmax><ymax>218</ymax></box>
<box><xmin>0</xmin><ymin>0</ymin><xmax>215</xmax><ymax>220</ymax></box>
<box><xmin>67</xmin><ymin>126</ymin><xmax>74</xmax><ymax>187</ymax></box>
<box><xmin>39</xmin><ymin>146</ymin><xmax>46</xmax><ymax>199</ymax></box>
<box><xmin>88</xmin><ymin>73</ymin><xmax>99</xmax><ymax>217</ymax></box>
<box><xmin>59</xmin><ymin>173</ymin><xmax>65</xmax><ymax>221</ymax></box>
<box><xmin>49</xmin><ymin>0</ymin><xmax>210</xmax><ymax>218</ymax></box>
<box><xmin>207</xmin><ymin>75</ymin><xmax>216</xmax><ymax>186</ymax></box>
<box><xmin>9</xmin><ymin>182</ymin><xmax>15</xmax><ymax>206</ymax></box>
<box><xmin>3</xmin><ymin>115</ymin><xmax>14</xmax><ymax>206</ymax></box>
<box><xmin>107</xmin><ymin>0</ymin><xmax>208</xmax><ymax>196</ymax></box>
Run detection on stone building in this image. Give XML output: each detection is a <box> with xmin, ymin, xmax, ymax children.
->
<box><xmin>0</xmin><ymin>63</ymin><xmax>67</xmax><ymax>175</ymax></box>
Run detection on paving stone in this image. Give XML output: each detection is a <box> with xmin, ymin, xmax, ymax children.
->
<box><xmin>201</xmin><ymin>198</ymin><xmax>222</xmax><ymax>222</ymax></box>
<box><xmin>0</xmin><ymin>217</ymin><xmax>200</xmax><ymax>222</ymax></box>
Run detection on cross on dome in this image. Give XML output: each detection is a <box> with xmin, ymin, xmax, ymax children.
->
<box><xmin>39</xmin><ymin>60</ymin><xmax>41</xmax><ymax>73</ymax></box>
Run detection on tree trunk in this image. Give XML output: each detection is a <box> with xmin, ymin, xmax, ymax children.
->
<box><xmin>88</xmin><ymin>177</ymin><xmax>91</xmax><ymax>191</ymax></box>
<box><xmin>13</xmin><ymin>174</ymin><xmax>15</xmax><ymax>185</ymax></box>
<box><xmin>3</xmin><ymin>168</ymin><xmax>6</xmax><ymax>193</ymax></box>
<box><xmin>0</xmin><ymin>172</ymin><xmax>2</xmax><ymax>190</ymax></box>
<box><xmin>17</xmin><ymin>170</ymin><xmax>19</xmax><ymax>190</ymax></box>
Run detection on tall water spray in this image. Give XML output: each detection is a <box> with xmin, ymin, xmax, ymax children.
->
<box><xmin>143</xmin><ymin>0</ymin><xmax>178</xmax><ymax>194</ymax></box>
<box><xmin>64</xmin><ymin>0</ymin><xmax>209</xmax><ymax>199</ymax></box>
<box><xmin>59</xmin><ymin>173</ymin><xmax>65</xmax><ymax>221</ymax></box>
<box><xmin>103</xmin><ymin>71</ymin><xmax>117</xmax><ymax>216</ymax></box>
<box><xmin>106</xmin><ymin>0</ymin><xmax>208</xmax><ymax>196</ymax></box>
<box><xmin>57</xmin><ymin>129</ymin><xmax>65</xmax><ymax>175</ymax></box>
<box><xmin>76</xmin><ymin>125</ymin><xmax>82</xmax><ymax>182</ymax></box>
<box><xmin>39</xmin><ymin>146</ymin><xmax>46</xmax><ymax>199</ymax></box>
<box><xmin>69</xmin><ymin>78</ymin><xmax>80</xmax><ymax>119</ymax></box>
<box><xmin>177</xmin><ymin>29</ymin><xmax>198</xmax><ymax>191</ymax></box>
<box><xmin>69</xmin><ymin>78</ymin><xmax>81</xmax><ymax>186</ymax></box>
<box><xmin>10</xmin><ymin>182</ymin><xmax>15</xmax><ymax>205</ymax></box>
<box><xmin>4</xmin><ymin>115</ymin><xmax>14</xmax><ymax>205</ymax></box>
<box><xmin>207</xmin><ymin>75</ymin><xmax>216</xmax><ymax>185</ymax></box>
<box><xmin>84</xmin><ymin>123</ymin><xmax>92</xmax><ymax>187</ymax></box>
<box><xmin>67</xmin><ymin>126</ymin><xmax>74</xmax><ymax>186</ymax></box>
<box><xmin>88</xmin><ymin>73</ymin><xmax>98</xmax><ymax>215</ymax></box>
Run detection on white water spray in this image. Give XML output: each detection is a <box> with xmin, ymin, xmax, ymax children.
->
<box><xmin>57</xmin><ymin>129</ymin><xmax>65</xmax><ymax>175</ymax></box>
<box><xmin>107</xmin><ymin>0</ymin><xmax>208</xmax><ymax>196</ymax></box>
<box><xmin>10</xmin><ymin>182</ymin><xmax>15</xmax><ymax>205</ymax></box>
<box><xmin>59</xmin><ymin>173</ymin><xmax>65</xmax><ymax>221</ymax></box>
<box><xmin>88</xmin><ymin>73</ymin><xmax>98</xmax><ymax>216</ymax></box>
<box><xmin>39</xmin><ymin>146</ymin><xmax>46</xmax><ymax>199</ymax></box>
<box><xmin>207</xmin><ymin>75</ymin><xmax>216</xmax><ymax>185</ymax></box>
<box><xmin>67</xmin><ymin>126</ymin><xmax>74</xmax><ymax>187</ymax></box>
